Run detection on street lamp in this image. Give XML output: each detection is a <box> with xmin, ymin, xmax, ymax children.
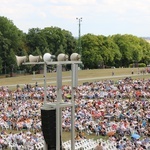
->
<box><xmin>76</xmin><ymin>17</ymin><xmax>82</xmax><ymax>58</ymax></box>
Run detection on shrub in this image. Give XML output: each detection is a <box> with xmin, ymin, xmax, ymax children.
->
<box><xmin>129</xmin><ymin>63</ymin><xmax>146</xmax><ymax>68</ymax></box>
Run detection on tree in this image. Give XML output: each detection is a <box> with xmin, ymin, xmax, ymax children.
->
<box><xmin>26</xmin><ymin>28</ymin><xmax>48</xmax><ymax>55</ymax></box>
<box><xmin>81</xmin><ymin>34</ymin><xmax>103</xmax><ymax>69</ymax></box>
<box><xmin>62</xmin><ymin>30</ymin><xmax>76</xmax><ymax>56</ymax></box>
<box><xmin>26</xmin><ymin>27</ymin><xmax>77</xmax><ymax>59</ymax></box>
<box><xmin>0</xmin><ymin>16</ymin><xmax>25</xmax><ymax>74</ymax></box>
<box><xmin>81</xmin><ymin>34</ymin><xmax>122</xmax><ymax>69</ymax></box>
<box><xmin>139</xmin><ymin>38</ymin><xmax>150</xmax><ymax>65</ymax></box>
<box><xmin>41</xmin><ymin>27</ymin><xmax>76</xmax><ymax>57</ymax></box>
<box><xmin>0</xmin><ymin>57</ymin><xmax>3</xmax><ymax>74</ymax></box>
<box><xmin>7</xmin><ymin>49</ymin><xmax>16</xmax><ymax>76</ymax></box>
<box><xmin>99</xmin><ymin>36</ymin><xmax>122</xmax><ymax>67</ymax></box>
<box><xmin>112</xmin><ymin>34</ymin><xmax>144</xmax><ymax>67</ymax></box>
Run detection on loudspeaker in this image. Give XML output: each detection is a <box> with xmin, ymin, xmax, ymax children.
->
<box><xmin>15</xmin><ymin>55</ymin><xmax>27</xmax><ymax>66</ymax></box>
<box><xmin>43</xmin><ymin>53</ymin><xmax>55</xmax><ymax>62</ymax></box>
<box><xmin>57</xmin><ymin>53</ymin><xmax>68</xmax><ymax>61</ymax></box>
<box><xmin>29</xmin><ymin>55</ymin><xmax>42</xmax><ymax>62</ymax></box>
<box><xmin>41</xmin><ymin>109</ymin><xmax>62</xmax><ymax>150</ymax></box>
<box><xmin>70</xmin><ymin>53</ymin><xmax>81</xmax><ymax>61</ymax></box>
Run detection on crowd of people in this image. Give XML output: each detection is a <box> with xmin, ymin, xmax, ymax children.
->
<box><xmin>0</xmin><ymin>77</ymin><xmax>150</xmax><ymax>149</ymax></box>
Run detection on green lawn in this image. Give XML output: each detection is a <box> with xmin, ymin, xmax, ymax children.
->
<box><xmin>0</xmin><ymin>67</ymin><xmax>148</xmax><ymax>90</ymax></box>
<box><xmin>62</xmin><ymin>130</ymin><xmax>109</xmax><ymax>142</ymax></box>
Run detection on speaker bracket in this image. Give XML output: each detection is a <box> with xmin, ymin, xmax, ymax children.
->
<box><xmin>17</xmin><ymin>53</ymin><xmax>82</xmax><ymax>150</ymax></box>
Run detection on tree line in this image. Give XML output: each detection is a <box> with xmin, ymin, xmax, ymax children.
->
<box><xmin>0</xmin><ymin>16</ymin><xmax>150</xmax><ymax>75</ymax></box>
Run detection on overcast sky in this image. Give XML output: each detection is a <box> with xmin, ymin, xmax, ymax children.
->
<box><xmin>0</xmin><ymin>0</ymin><xmax>150</xmax><ymax>37</ymax></box>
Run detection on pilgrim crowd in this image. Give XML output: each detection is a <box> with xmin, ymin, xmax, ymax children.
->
<box><xmin>0</xmin><ymin>77</ymin><xmax>150</xmax><ymax>149</ymax></box>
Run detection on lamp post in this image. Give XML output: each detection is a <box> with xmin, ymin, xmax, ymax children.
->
<box><xmin>76</xmin><ymin>17</ymin><xmax>82</xmax><ymax>59</ymax></box>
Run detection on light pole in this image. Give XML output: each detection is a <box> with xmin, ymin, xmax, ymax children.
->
<box><xmin>76</xmin><ymin>17</ymin><xmax>82</xmax><ymax>60</ymax></box>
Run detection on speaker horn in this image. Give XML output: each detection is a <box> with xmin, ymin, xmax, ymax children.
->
<box><xmin>29</xmin><ymin>55</ymin><xmax>42</xmax><ymax>62</ymax></box>
<box><xmin>43</xmin><ymin>53</ymin><xmax>55</xmax><ymax>62</ymax></box>
<box><xmin>57</xmin><ymin>53</ymin><xmax>68</xmax><ymax>61</ymax></box>
<box><xmin>15</xmin><ymin>55</ymin><xmax>27</xmax><ymax>66</ymax></box>
<box><xmin>70</xmin><ymin>53</ymin><xmax>81</xmax><ymax>61</ymax></box>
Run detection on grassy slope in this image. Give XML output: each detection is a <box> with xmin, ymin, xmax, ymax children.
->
<box><xmin>0</xmin><ymin>67</ymin><xmax>148</xmax><ymax>88</ymax></box>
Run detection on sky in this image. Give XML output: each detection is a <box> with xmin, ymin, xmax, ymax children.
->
<box><xmin>0</xmin><ymin>0</ymin><xmax>150</xmax><ymax>37</ymax></box>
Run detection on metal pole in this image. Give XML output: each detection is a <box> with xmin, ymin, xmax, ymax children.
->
<box><xmin>71</xmin><ymin>64</ymin><xmax>78</xmax><ymax>150</ymax></box>
<box><xmin>77</xmin><ymin>18</ymin><xmax>82</xmax><ymax>55</ymax></box>
<box><xmin>56</xmin><ymin>104</ymin><xmax>60</xmax><ymax>150</ymax></box>
<box><xmin>56</xmin><ymin>64</ymin><xmax>62</xmax><ymax>150</ymax></box>
<box><xmin>43</xmin><ymin>63</ymin><xmax>47</xmax><ymax>106</ymax></box>
<box><xmin>57</xmin><ymin>64</ymin><xmax>62</xmax><ymax>100</ymax></box>
<box><xmin>76</xmin><ymin>17</ymin><xmax>82</xmax><ymax>69</ymax></box>
<box><xmin>43</xmin><ymin>63</ymin><xmax>48</xmax><ymax>150</ymax></box>
<box><xmin>79</xmin><ymin>19</ymin><xmax>81</xmax><ymax>56</ymax></box>
<box><xmin>44</xmin><ymin>141</ymin><xmax>48</xmax><ymax>150</ymax></box>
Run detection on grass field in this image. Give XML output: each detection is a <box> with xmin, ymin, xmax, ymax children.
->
<box><xmin>0</xmin><ymin>67</ymin><xmax>149</xmax><ymax>89</ymax></box>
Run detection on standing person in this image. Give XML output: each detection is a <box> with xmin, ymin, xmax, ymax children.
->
<box><xmin>95</xmin><ymin>142</ymin><xmax>103</xmax><ymax>150</ymax></box>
